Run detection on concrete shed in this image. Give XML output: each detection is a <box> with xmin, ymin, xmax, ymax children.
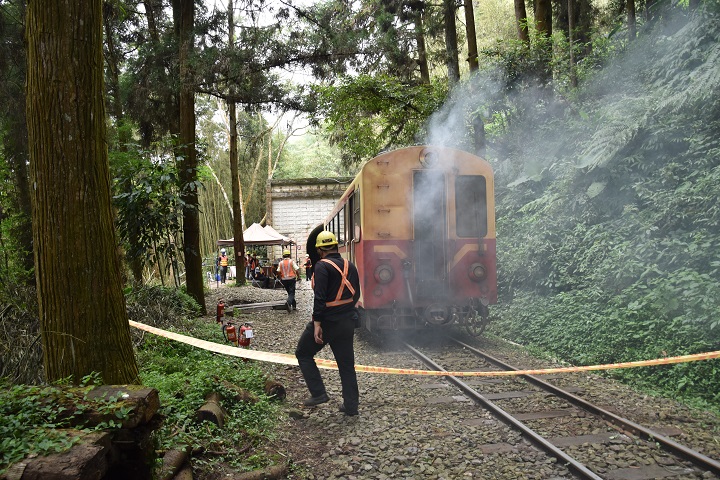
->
<box><xmin>266</xmin><ymin>177</ymin><xmax>353</xmax><ymax>260</ymax></box>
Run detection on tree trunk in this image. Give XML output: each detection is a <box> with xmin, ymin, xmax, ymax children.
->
<box><xmin>144</xmin><ymin>0</ymin><xmax>160</xmax><ymax>43</ymax></box>
<box><xmin>568</xmin><ymin>0</ymin><xmax>577</xmax><ymax>87</ymax></box>
<box><xmin>443</xmin><ymin>0</ymin><xmax>460</xmax><ymax>85</ymax></box>
<box><xmin>26</xmin><ymin>0</ymin><xmax>140</xmax><ymax>384</ymax></box>
<box><xmin>228</xmin><ymin>0</ymin><xmax>247</xmax><ymax>285</ymax></box>
<box><xmin>176</xmin><ymin>0</ymin><xmax>207</xmax><ymax>313</ymax></box>
<box><xmin>414</xmin><ymin>10</ymin><xmax>430</xmax><ymax>84</ymax></box>
<box><xmin>627</xmin><ymin>0</ymin><xmax>637</xmax><ymax>41</ymax></box>
<box><xmin>463</xmin><ymin>0</ymin><xmax>479</xmax><ymax>73</ymax></box>
<box><xmin>514</xmin><ymin>0</ymin><xmax>530</xmax><ymax>44</ymax></box>
<box><xmin>534</xmin><ymin>0</ymin><xmax>552</xmax><ymax>38</ymax></box>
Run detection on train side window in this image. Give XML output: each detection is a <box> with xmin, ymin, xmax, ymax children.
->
<box><xmin>352</xmin><ymin>190</ymin><xmax>361</xmax><ymax>241</ymax></box>
<box><xmin>337</xmin><ymin>207</ymin><xmax>345</xmax><ymax>244</ymax></box>
<box><xmin>348</xmin><ymin>192</ymin><xmax>355</xmax><ymax>241</ymax></box>
<box><xmin>456</xmin><ymin>176</ymin><xmax>488</xmax><ymax>238</ymax></box>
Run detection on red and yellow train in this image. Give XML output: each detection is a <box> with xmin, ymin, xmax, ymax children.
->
<box><xmin>307</xmin><ymin>146</ymin><xmax>496</xmax><ymax>336</ymax></box>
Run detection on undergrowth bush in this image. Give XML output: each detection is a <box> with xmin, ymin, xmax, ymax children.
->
<box><xmin>489</xmin><ymin>289</ymin><xmax>720</xmax><ymax>409</ymax></box>
<box><xmin>130</xmin><ymin>287</ymin><xmax>284</xmax><ymax>474</ymax></box>
<box><xmin>0</xmin><ymin>284</ymin><xmax>284</xmax><ymax>475</ymax></box>
<box><xmin>137</xmin><ymin>326</ymin><xmax>282</xmax><ymax>474</ymax></box>
<box><xmin>491</xmin><ymin>9</ymin><xmax>720</xmax><ymax>412</ymax></box>
<box><xmin>0</xmin><ymin>281</ymin><xmax>42</xmax><ymax>384</ymax></box>
<box><xmin>0</xmin><ymin>373</ymin><xmax>135</xmax><ymax>475</ymax></box>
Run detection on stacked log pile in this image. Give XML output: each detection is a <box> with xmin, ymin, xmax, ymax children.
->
<box><xmin>1</xmin><ymin>386</ymin><xmax>159</xmax><ymax>480</ymax></box>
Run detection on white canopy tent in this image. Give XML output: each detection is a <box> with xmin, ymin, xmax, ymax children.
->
<box><xmin>216</xmin><ymin>223</ymin><xmax>293</xmax><ymax>247</ymax></box>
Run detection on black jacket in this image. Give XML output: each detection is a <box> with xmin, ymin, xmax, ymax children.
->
<box><xmin>312</xmin><ymin>252</ymin><xmax>361</xmax><ymax>323</ymax></box>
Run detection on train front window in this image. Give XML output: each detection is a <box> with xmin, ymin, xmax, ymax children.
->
<box><xmin>456</xmin><ymin>176</ymin><xmax>488</xmax><ymax>238</ymax></box>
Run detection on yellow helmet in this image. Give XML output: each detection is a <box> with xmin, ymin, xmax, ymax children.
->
<box><xmin>283</xmin><ymin>249</ymin><xmax>291</xmax><ymax>256</ymax></box>
<box><xmin>315</xmin><ymin>231</ymin><xmax>338</xmax><ymax>248</ymax></box>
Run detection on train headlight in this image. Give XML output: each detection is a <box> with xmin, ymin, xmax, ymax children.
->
<box><xmin>468</xmin><ymin>263</ymin><xmax>487</xmax><ymax>282</ymax></box>
<box><xmin>374</xmin><ymin>264</ymin><xmax>394</xmax><ymax>284</ymax></box>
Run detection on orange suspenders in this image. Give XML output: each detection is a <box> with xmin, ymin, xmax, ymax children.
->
<box><xmin>313</xmin><ymin>258</ymin><xmax>356</xmax><ymax>307</ymax></box>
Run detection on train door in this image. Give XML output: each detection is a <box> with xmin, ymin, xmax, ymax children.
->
<box><xmin>412</xmin><ymin>170</ymin><xmax>447</xmax><ymax>300</ymax></box>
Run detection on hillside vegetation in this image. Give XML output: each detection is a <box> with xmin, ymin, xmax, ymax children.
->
<box><xmin>488</xmin><ymin>10</ymin><xmax>720</xmax><ymax>409</ymax></box>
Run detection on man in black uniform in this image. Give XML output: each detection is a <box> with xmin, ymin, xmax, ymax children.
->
<box><xmin>295</xmin><ymin>231</ymin><xmax>361</xmax><ymax>416</ymax></box>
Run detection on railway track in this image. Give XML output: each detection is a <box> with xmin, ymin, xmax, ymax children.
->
<box><xmin>404</xmin><ymin>336</ymin><xmax>720</xmax><ymax>480</ymax></box>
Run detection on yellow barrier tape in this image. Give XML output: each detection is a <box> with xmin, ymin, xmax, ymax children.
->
<box><xmin>130</xmin><ymin>321</ymin><xmax>720</xmax><ymax>377</ymax></box>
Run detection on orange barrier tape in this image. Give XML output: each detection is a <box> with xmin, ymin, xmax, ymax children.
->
<box><xmin>129</xmin><ymin>321</ymin><xmax>720</xmax><ymax>377</ymax></box>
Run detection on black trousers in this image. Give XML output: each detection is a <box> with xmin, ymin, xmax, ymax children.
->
<box><xmin>295</xmin><ymin>313</ymin><xmax>359</xmax><ymax>412</ymax></box>
<box><xmin>219</xmin><ymin>265</ymin><xmax>228</xmax><ymax>283</ymax></box>
<box><xmin>281</xmin><ymin>278</ymin><xmax>296</xmax><ymax>308</ymax></box>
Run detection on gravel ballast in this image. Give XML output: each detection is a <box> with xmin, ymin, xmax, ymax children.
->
<box><xmin>204</xmin><ymin>283</ymin><xmax>720</xmax><ymax>480</ymax></box>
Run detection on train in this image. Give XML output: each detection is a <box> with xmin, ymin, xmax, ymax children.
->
<box><xmin>306</xmin><ymin>146</ymin><xmax>497</xmax><ymax>336</ymax></box>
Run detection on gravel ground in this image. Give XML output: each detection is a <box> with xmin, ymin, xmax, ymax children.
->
<box><xmin>204</xmin><ymin>283</ymin><xmax>720</xmax><ymax>480</ymax></box>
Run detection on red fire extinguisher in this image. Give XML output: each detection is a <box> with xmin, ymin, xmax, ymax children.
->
<box><xmin>216</xmin><ymin>301</ymin><xmax>225</xmax><ymax>323</ymax></box>
<box><xmin>238</xmin><ymin>323</ymin><xmax>253</xmax><ymax>348</ymax></box>
<box><xmin>224</xmin><ymin>323</ymin><xmax>238</xmax><ymax>346</ymax></box>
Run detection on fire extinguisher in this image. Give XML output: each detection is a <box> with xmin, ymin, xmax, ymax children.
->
<box><xmin>238</xmin><ymin>323</ymin><xmax>253</xmax><ymax>348</ymax></box>
<box><xmin>224</xmin><ymin>323</ymin><xmax>238</xmax><ymax>346</ymax></box>
<box><xmin>216</xmin><ymin>301</ymin><xmax>225</xmax><ymax>323</ymax></box>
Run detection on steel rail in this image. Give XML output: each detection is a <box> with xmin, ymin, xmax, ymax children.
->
<box><xmin>451</xmin><ymin>337</ymin><xmax>720</xmax><ymax>477</ymax></box>
<box><xmin>403</xmin><ymin>343</ymin><xmax>604</xmax><ymax>480</ymax></box>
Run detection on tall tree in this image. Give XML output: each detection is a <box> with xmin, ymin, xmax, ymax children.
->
<box><xmin>227</xmin><ymin>0</ymin><xmax>247</xmax><ymax>285</ymax></box>
<box><xmin>463</xmin><ymin>0</ymin><xmax>479</xmax><ymax>72</ymax></box>
<box><xmin>175</xmin><ymin>0</ymin><xmax>206</xmax><ymax>313</ymax></box>
<box><xmin>25</xmin><ymin>0</ymin><xmax>139</xmax><ymax>383</ymax></box>
<box><xmin>443</xmin><ymin>0</ymin><xmax>460</xmax><ymax>85</ymax></box>
<box><xmin>514</xmin><ymin>0</ymin><xmax>530</xmax><ymax>43</ymax></box>
<box><xmin>535</xmin><ymin>0</ymin><xmax>552</xmax><ymax>37</ymax></box>
<box><xmin>413</xmin><ymin>8</ymin><xmax>431</xmax><ymax>83</ymax></box>
<box><xmin>569</xmin><ymin>0</ymin><xmax>578</xmax><ymax>87</ymax></box>
<box><xmin>628</xmin><ymin>0</ymin><xmax>637</xmax><ymax>40</ymax></box>
<box><xmin>463</xmin><ymin>0</ymin><xmax>487</xmax><ymax>156</ymax></box>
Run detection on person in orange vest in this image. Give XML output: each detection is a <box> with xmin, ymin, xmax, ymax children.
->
<box><xmin>295</xmin><ymin>231</ymin><xmax>361</xmax><ymax>416</ymax></box>
<box><xmin>217</xmin><ymin>248</ymin><xmax>229</xmax><ymax>284</ymax></box>
<box><xmin>276</xmin><ymin>249</ymin><xmax>299</xmax><ymax>312</ymax></box>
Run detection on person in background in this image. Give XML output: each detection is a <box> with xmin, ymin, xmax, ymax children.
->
<box><xmin>295</xmin><ymin>231</ymin><xmax>361</xmax><ymax>416</ymax></box>
<box><xmin>277</xmin><ymin>249</ymin><xmax>299</xmax><ymax>312</ymax></box>
<box><xmin>304</xmin><ymin>254</ymin><xmax>312</xmax><ymax>281</ymax></box>
<box><xmin>252</xmin><ymin>268</ymin><xmax>271</xmax><ymax>289</ymax></box>
<box><xmin>217</xmin><ymin>248</ymin><xmax>229</xmax><ymax>284</ymax></box>
<box><xmin>245</xmin><ymin>253</ymin><xmax>252</xmax><ymax>280</ymax></box>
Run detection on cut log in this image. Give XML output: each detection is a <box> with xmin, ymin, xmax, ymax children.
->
<box><xmin>1</xmin><ymin>431</ymin><xmax>111</xmax><ymax>480</ymax></box>
<box><xmin>173</xmin><ymin>465</ymin><xmax>194</xmax><ymax>480</ymax></box>
<box><xmin>78</xmin><ymin>385</ymin><xmax>160</xmax><ymax>429</ymax></box>
<box><xmin>263</xmin><ymin>380</ymin><xmax>286</xmax><ymax>401</ymax></box>
<box><xmin>158</xmin><ymin>447</ymin><xmax>191</xmax><ymax>480</ymax></box>
<box><xmin>195</xmin><ymin>392</ymin><xmax>226</xmax><ymax>427</ymax></box>
<box><xmin>229</xmin><ymin>464</ymin><xmax>287</xmax><ymax>480</ymax></box>
<box><xmin>216</xmin><ymin>378</ymin><xmax>259</xmax><ymax>404</ymax></box>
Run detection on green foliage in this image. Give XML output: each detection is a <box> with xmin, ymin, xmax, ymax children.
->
<box><xmin>312</xmin><ymin>74</ymin><xmax>448</xmax><ymax>166</ymax></box>
<box><xmin>110</xmin><ymin>142</ymin><xmax>186</xmax><ymax>282</ymax></box>
<box><xmin>0</xmin><ymin>376</ymin><xmax>137</xmax><ymax>475</ymax></box>
<box><xmin>0</xmin><ymin>157</ymin><xmax>31</xmax><ymax>285</ymax></box>
<box><xmin>137</xmin><ymin>324</ymin><xmax>280</xmax><ymax>472</ymax></box>
<box><xmin>490</xmin><ymin>11</ymin><xmax>720</xmax><ymax>409</ymax></box>
<box><xmin>125</xmin><ymin>285</ymin><xmax>202</xmax><ymax>333</ymax></box>
<box><xmin>275</xmin><ymin>130</ymin><xmax>356</xmax><ymax>179</ymax></box>
<box><xmin>126</xmin><ymin>285</ymin><xmax>281</xmax><ymax>473</ymax></box>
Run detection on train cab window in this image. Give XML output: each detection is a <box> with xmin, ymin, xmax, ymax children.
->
<box><xmin>455</xmin><ymin>175</ymin><xmax>488</xmax><ymax>238</ymax></box>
